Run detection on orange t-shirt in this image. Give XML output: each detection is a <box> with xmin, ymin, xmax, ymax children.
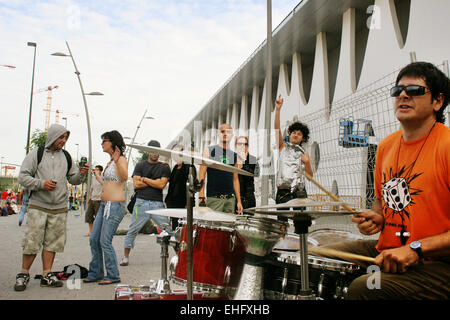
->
<box><xmin>375</xmin><ymin>123</ymin><xmax>450</xmax><ymax>252</ymax></box>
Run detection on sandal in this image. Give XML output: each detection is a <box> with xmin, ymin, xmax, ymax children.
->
<box><xmin>83</xmin><ymin>278</ymin><xmax>100</xmax><ymax>283</ymax></box>
<box><xmin>98</xmin><ymin>279</ymin><xmax>120</xmax><ymax>285</ymax></box>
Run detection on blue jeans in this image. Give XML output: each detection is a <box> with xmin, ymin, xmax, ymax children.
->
<box><xmin>124</xmin><ymin>198</ymin><xmax>173</xmax><ymax>249</ymax></box>
<box><xmin>87</xmin><ymin>201</ymin><xmax>125</xmax><ymax>282</ymax></box>
<box><xmin>19</xmin><ymin>189</ymin><xmax>30</xmax><ymax>224</ymax></box>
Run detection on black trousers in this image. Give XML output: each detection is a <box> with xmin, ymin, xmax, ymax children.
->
<box><xmin>275</xmin><ymin>187</ymin><xmax>307</xmax><ymax>222</ymax></box>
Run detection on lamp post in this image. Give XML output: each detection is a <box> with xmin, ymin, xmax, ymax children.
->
<box><xmin>261</xmin><ymin>0</ymin><xmax>272</xmax><ymax>206</ymax></box>
<box><xmin>124</xmin><ymin>109</ymin><xmax>154</xmax><ymax>203</ymax></box>
<box><xmin>126</xmin><ymin>109</ymin><xmax>154</xmax><ymax>162</ymax></box>
<box><xmin>52</xmin><ymin>41</ymin><xmax>103</xmax><ymax>208</ymax></box>
<box><xmin>26</xmin><ymin>42</ymin><xmax>37</xmax><ymax>155</ymax></box>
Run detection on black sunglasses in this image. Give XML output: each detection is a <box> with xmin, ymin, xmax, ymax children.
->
<box><xmin>236</xmin><ymin>142</ymin><xmax>248</xmax><ymax>146</ymax></box>
<box><xmin>390</xmin><ymin>85</ymin><xmax>430</xmax><ymax>97</ymax></box>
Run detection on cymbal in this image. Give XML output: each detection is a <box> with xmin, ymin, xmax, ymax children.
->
<box><xmin>127</xmin><ymin>144</ymin><xmax>254</xmax><ymax>177</ymax></box>
<box><xmin>147</xmin><ymin>207</ymin><xmax>237</xmax><ymax>222</ymax></box>
<box><xmin>243</xmin><ymin>208</ymin><xmax>355</xmax><ymax>219</ymax></box>
<box><xmin>249</xmin><ymin>198</ymin><xmax>351</xmax><ymax>210</ymax></box>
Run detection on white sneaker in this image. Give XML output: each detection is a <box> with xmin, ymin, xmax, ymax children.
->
<box><xmin>119</xmin><ymin>257</ymin><xmax>129</xmax><ymax>266</ymax></box>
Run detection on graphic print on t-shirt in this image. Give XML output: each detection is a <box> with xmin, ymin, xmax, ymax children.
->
<box><xmin>381</xmin><ymin>165</ymin><xmax>423</xmax><ymax>223</ymax></box>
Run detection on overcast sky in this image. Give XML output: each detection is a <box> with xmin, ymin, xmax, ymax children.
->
<box><xmin>0</xmin><ymin>0</ymin><xmax>299</xmax><ymax>176</ymax></box>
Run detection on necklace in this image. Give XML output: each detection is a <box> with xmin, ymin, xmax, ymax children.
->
<box><xmin>395</xmin><ymin>121</ymin><xmax>437</xmax><ymax>177</ymax></box>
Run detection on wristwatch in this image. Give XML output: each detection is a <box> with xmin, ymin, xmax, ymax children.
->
<box><xmin>409</xmin><ymin>240</ymin><xmax>424</xmax><ymax>263</ymax></box>
<box><xmin>141</xmin><ymin>176</ymin><xmax>145</xmax><ymax>182</ymax></box>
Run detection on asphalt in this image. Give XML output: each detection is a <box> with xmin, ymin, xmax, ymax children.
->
<box><xmin>0</xmin><ymin>209</ymin><xmax>181</xmax><ymax>300</ymax></box>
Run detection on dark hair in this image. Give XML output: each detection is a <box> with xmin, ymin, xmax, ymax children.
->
<box><xmin>147</xmin><ymin>140</ymin><xmax>161</xmax><ymax>148</ymax></box>
<box><xmin>288</xmin><ymin>122</ymin><xmax>310</xmax><ymax>144</ymax></box>
<box><xmin>101</xmin><ymin>130</ymin><xmax>126</xmax><ymax>155</ymax></box>
<box><xmin>95</xmin><ymin>165</ymin><xmax>103</xmax><ymax>172</ymax></box>
<box><xmin>396</xmin><ymin>61</ymin><xmax>450</xmax><ymax>123</ymax></box>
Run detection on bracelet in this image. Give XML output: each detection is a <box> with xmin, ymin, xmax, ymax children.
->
<box><xmin>141</xmin><ymin>177</ymin><xmax>145</xmax><ymax>182</ymax></box>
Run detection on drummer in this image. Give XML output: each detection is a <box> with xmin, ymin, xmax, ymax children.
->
<box><xmin>198</xmin><ymin>123</ymin><xmax>243</xmax><ymax>214</ymax></box>
<box><xmin>274</xmin><ymin>95</ymin><xmax>313</xmax><ymax>221</ymax></box>
<box><xmin>310</xmin><ymin>61</ymin><xmax>450</xmax><ymax>299</ymax></box>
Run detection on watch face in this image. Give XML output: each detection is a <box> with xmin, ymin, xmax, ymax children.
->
<box><xmin>410</xmin><ymin>241</ymin><xmax>421</xmax><ymax>249</ymax></box>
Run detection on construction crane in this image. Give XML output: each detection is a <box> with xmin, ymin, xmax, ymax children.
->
<box><xmin>34</xmin><ymin>85</ymin><xmax>59</xmax><ymax>130</ymax></box>
<box><xmin>53</xmin><ymin>109</ymin><xmax>80</xmax><ymax>125</ymax></box>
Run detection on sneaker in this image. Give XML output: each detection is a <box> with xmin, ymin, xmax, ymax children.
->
<box><xmin>40</xmin><ymin>272</ymin><xmax>63</xmax><ymax>287</ymax></box>
<box><xmin>14</xmin><ymin>273</ymin><xmax>30</xmax><ymax>291</ymax></box>
<box><xmin>119</xmin><ymin>257</ymin><xmax>129</xmax><ymax>266</ymax></box>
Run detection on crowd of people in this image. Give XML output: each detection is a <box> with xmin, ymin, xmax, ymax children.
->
<box><xmin>9</xmin><ymin>61</ymin><xmax>450</xmax><ymax>300</ymax></box>
<box><xmin>1</xmin><ymin>189</ymin><xmax>21</xmax><ymax>216</ymax></box>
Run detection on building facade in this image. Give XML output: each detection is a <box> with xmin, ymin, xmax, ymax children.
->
<box><xmin>170</xmin><ymin>0</ymin><xmax>450</xmax><ymax>210</ymax></box>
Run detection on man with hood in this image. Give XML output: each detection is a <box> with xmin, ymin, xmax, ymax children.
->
<box><xmin>14</xmin><ymin>124</ymin><xmax>89</xmax><ymax>291</ymax></box>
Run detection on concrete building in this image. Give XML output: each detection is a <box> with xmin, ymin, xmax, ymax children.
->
<box><xmin>169</xmin><ymin>0</ymin><xmax>450</xmax><ymax>210</ymax></box>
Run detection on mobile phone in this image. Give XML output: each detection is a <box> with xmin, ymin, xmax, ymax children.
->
<box><xmin>79</xmin><ymin>156</ymin><xmax>87</xmax><ymax>168</ymax></box>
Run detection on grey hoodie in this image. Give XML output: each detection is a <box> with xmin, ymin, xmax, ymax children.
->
<box><xmin>18</xmin><ymin>124</ymin><xmax>86</xmax><ymax>211</ymax></box>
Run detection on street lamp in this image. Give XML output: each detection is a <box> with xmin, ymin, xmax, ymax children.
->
<box><xmin>51</xmin><ymin>41</ymin><xmax>103</xmax><ymax>207</ymax></box>
<box><xmin>124</xmin><ymin>109</ymin><xmax>154</xmax><ymax>203</ymax></box>
<box><xmin>261</xmin><ymin>0</ymin><xmax>272</xmax><ymax>206</ymax></box>
<box><xmin>126</xmin><ymin>109</ymin><xmax>154</xmax><ymax>161</ymax></box>
<box><xmin>26</xmin><ymin>42</ymin><xmax>37</xmax><ymax>155</ymax></box>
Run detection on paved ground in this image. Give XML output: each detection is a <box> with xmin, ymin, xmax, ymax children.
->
<box><xmin>0</xmin><ymin>209</ymin><xmax>181</xmax><ymax>300</ymax></box>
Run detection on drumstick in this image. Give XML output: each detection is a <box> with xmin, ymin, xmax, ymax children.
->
<box><xmin>300</xmin><ymin>170</ymin><xmax>356</xmax><ymax>213</ymax></box>
<box><xmin>311</xmin><ymin>246</ymin><xmax>376</xmax><ymax>264</ymax></box>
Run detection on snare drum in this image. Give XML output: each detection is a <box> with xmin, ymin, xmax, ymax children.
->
<box><xmin>263</xmin><ymin>251</ymin><xmax>362</xmax><ymax>300</ymax></box>
<box><xmin>170</xmin><ymin>220</ymin><xmax>245</xmax><ymax>293</ymax></box>
<box><xmin>308</xmin><ymin>229</ymin><xmax>363</xmax><ymax>247</ymax></box>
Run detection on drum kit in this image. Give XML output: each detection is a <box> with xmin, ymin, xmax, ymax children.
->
<box><xmin>115</xmin><ymin>144</ymin><xmax>367</xmax><ymax>300</ymax></box>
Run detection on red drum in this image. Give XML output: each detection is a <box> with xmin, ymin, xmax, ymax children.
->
<box><xmin>170</xmin><ymin>220</ymin><xmax>245</xmax><ymax>293</ymax></box>
<box><xmin>114</xmin><ymin>285</ymin><xmax>227</xmax><ymax>300</ymax></box>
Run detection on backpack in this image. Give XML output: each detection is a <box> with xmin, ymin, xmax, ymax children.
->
<box><xmin>26</xmin><ymin>146</ymin><xmax>73</xmax><ymax>200</ymax></box>
<box><xmin>37</xmin><ymin>146</ymin><xmax>72</xmax><ymax>175</ymax></box>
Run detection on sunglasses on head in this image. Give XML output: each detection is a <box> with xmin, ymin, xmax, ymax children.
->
<box><xmin>390</xmin><ymin>85</ymin><xmax>430</xmax><ymax>97</ymax></box>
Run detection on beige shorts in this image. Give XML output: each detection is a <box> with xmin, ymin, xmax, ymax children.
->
<box><xmin>22</xmin><ymin>207</ymin><xmax>68</xmax><ymax>254</ymax></box>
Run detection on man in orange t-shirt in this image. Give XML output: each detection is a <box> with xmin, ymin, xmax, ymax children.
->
<box><xmin>311</xmin><ymin>62</ymin><xmax>450</xmax><ymax>299</ymax></box>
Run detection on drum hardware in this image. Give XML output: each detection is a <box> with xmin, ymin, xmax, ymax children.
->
<box><xmin>155</xmin><ymin>229</ymin><xmax>172</xmax><ymax>294</ymax></box>
<box><xmin>292</xmin><ymin>214</ymin><xmax>315</xmax><ymax>299</ymax></box>
<box><xmin>230</xmin><ymin>232</ymin><xmax>237</xmax><ymax>252</ymax></box>
<box><xmin>193</xmin><ymin>226</ymin><xmax>200</xmax><ymax>246</ymax></box>
<box><xmin>223</xmin><ymin>266</ymin><xmax>231</xmax><ymax>286</ymax></box>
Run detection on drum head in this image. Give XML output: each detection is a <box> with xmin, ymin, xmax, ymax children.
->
<box><xmin>308</xmin><ymin>229</ymin><xmax>363</xmax><ymax>246</ymax></box>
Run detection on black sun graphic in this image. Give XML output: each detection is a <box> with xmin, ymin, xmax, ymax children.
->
<box><xmin>381</xmin><ymin>165</ymin><xmax>423</xmax><ymax>223</ymax></box>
